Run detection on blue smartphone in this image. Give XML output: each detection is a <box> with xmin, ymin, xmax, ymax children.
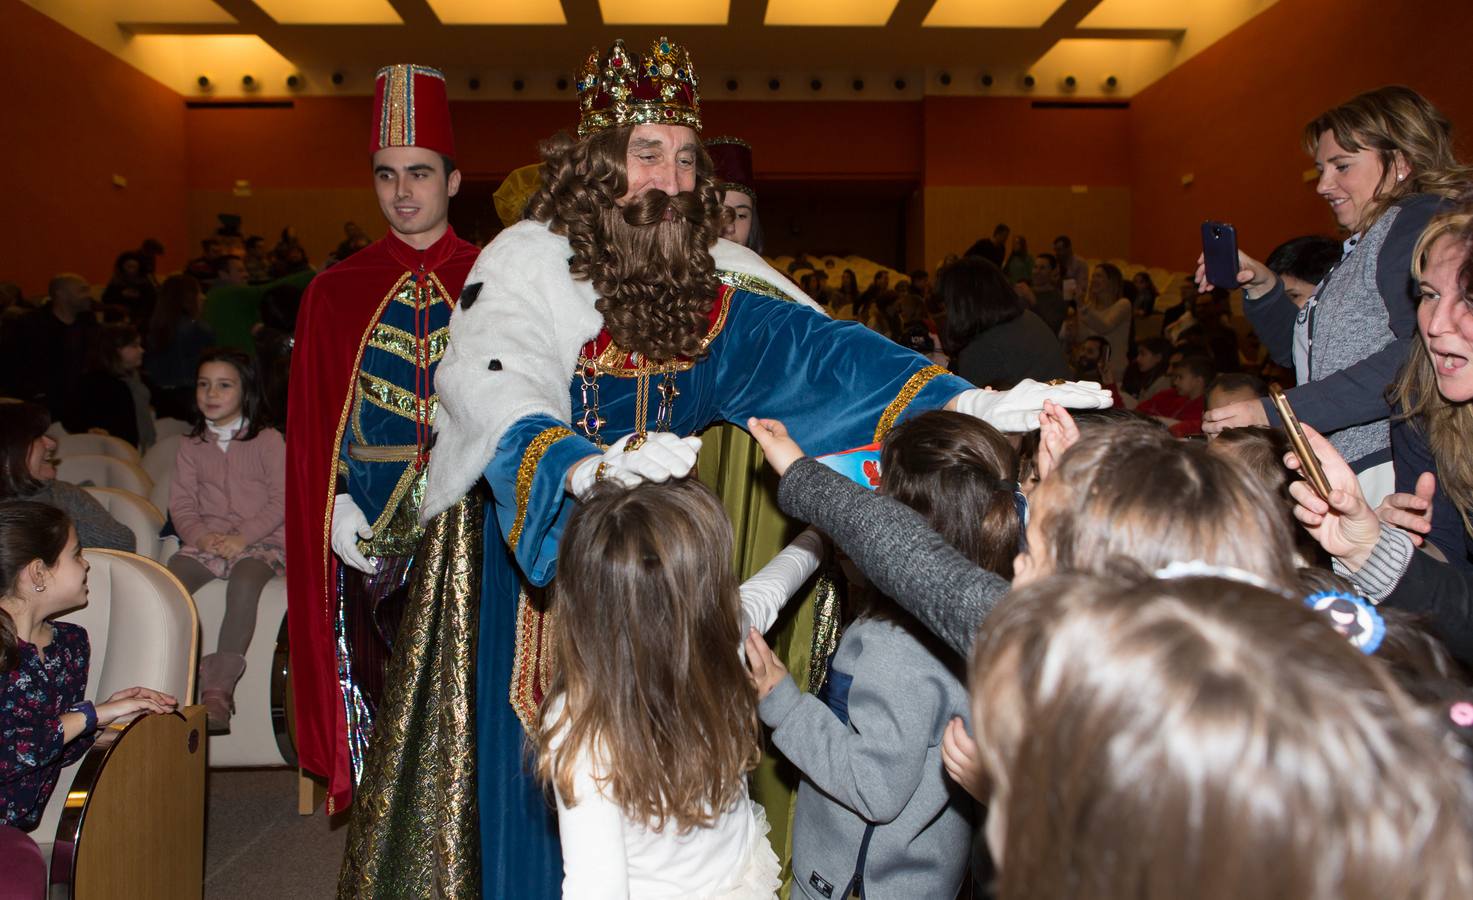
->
<box><xmin>1201</xmin><ymin>221</ymin><xmax>1240</xmax><ymax>289</ymax></box>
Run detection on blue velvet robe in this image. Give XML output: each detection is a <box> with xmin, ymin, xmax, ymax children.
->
<box><xmin>475</xmin><ymin>281</ymin><xmax>970</xmax><ymax>898</ymax></box>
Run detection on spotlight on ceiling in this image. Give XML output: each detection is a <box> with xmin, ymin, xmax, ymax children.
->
<box><xmin>241</xmin><ymin>74</ymin><xmax>256</xmax><ymax>90</ymax></box>
<box><xmin>938</xmin><ymin>71</ymin><xmax>952</xmax><ymax>86</ymax></box>
<box><xmin>512</xmin><ymin>78</ymin><xmax>525</xmax><ymax>92</ymax></box>
<box><xmin>1105</xmin><ymin>75</ymin><xmax>1119</xmax><ymax>89</ymax></box>
<box><xmin>726</xmin><ymin>78</ymin><xmax>739</xmax><ymax>91</ymax></box>
<box><xmin>810</xmin><ymin>78</ymin><xmax>822</xmax><ymax>91</ymax></box>
<box><xmin>331</xmin><ymin>71</ymin><xmax>345</xmax><ymax>86</ymax></box>
<box><xmin>469</xmin><ymin>77</ymin><xmax>481</xmax><ymax>91</ymax></box>
<box><xmin>286</xmin><ymin>73</ymin><xmax>302</xmax><ymax>90</ymax></box>
<box><xmin>1022</xmin><ymin>74</ymin><xmax>1036</xmax><ymax>89</ymax></box>
<box><xmin>196</xmin><ymin>74</ymin><xmax>211</xmax><ymax>90</ymax></box>
<box><xmin>852</xmin><ymin>78</ymin><xmax>864</xmax><ymax>91</ymax></box>
<box><xmin>1064</xmin><ymin>75</ymin><xmax>1077</xmax><ymax>89</ymax></box>
<box><xmin>980</xmin><ymin>73</ymin><xmax>993</xmax><ymax>87</ymax></box>
<box><xmin>556</xmin><ymin>77</ymin><xmax>569</xmax><ymax>91</ymax></box>
<box><xmin>894</xmin><ymin>77</ymin><xmax>907</xmax><ymax>91</ymax></box>
<box><xmin>768</xmin><ymin>77</ymin><xmax>781</xmax><ymax>91</ymax></box>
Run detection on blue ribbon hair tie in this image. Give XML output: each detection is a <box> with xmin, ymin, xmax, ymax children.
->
<box><xmin>1305</xmin><ymin>590</ymin><xmax>1386</xmax><ymax>655</ymax></box>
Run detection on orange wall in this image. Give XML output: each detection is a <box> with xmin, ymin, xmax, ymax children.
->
<box><xmin>3</xmin><ymin>0</ymin><xmax>188</xmax><ymax>297</ymax></box>
<box><xmin>1128</xmin><ymin>0</ymin><xmax>1473</xmax><ymax>268</ymax></box>
<box><xmin>923</xmin><ymin>97</ymin><xmax>1130</xmax><ymax>188</ymax></box>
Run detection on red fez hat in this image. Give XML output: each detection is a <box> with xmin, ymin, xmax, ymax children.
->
<box><xmin>371</xmin><ymin>64</ymin><xmax>456</xmax><ymax>159</ymax></box>
<box><xmin>706</xmin><ymin>136</ymin><xmax>755</xmax><ymax>200</ymax></box>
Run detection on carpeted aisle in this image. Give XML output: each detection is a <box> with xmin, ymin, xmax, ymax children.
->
<box><xmin>205</xmin><ymin>768</ymin><xmax>347</xmax><ymax>899</ymax></box>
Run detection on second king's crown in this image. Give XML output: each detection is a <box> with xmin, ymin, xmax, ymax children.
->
<box><xmin>577</xmin><ymin>37</ymin><xmax>701</xmax><ymax>138</ymax></box>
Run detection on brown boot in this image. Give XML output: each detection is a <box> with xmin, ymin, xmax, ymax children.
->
<box><xmin>199</xmin><ymin>652</ymin><xmax>247</xmax><ymax>734</ymax></box>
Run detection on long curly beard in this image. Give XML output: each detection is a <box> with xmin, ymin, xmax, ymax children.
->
<box><xmin>591</xmin><ymin>189</ymin><xmax>722</xmax><ymax>362</ymax></box>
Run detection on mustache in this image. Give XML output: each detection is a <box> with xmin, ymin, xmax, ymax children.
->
<box><xmin>619</xmin><ymin>189</ymin><xmax>706</xmax><ymax>227</ymax></box>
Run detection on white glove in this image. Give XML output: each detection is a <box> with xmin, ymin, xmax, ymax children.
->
<box><xmin>567</xmin><ymin>432</ymin><xmax>703</xmax><ymax>498</ymax></box>
<box><xmin>953</xmin><ymin>379</ymin><xmax>1113</xmax><ymax>432</ymax></box>
<box><xmin>331</xmin><ymin>493</ymin><xmax>376</xmax><ymax>574</ymax></box>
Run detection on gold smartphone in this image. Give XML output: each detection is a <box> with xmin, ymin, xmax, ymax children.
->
<box><xmin>1269</xmin><ymin>383</ymin><xmax>1331</xmax><ymax>499</ymax></box>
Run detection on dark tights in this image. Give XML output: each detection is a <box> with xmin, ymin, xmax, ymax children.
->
<box><xmin>166</xmin><ymin>555</ymin><xmax>274</xmax><ymax>655</ymax></box>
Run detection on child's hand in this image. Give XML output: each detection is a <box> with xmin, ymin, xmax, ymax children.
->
<box><xmin>744</xmin><ymin>627</ymin><xmax>788</xmax><ymax>700</ymax></box>
<box><xmin>97</xmin><ymin>686</ymin><xmax>178</xmax><ymax>727</ymax></box>
<box><xmin>214</xmin><ymin>534</ymin><xmax>248</xmax><ymax>559</ymax></box>
<box><xmin>198</xmin><ymin>532</ymin><xmax>224</xmax><ymax>554</ymax></box>
<box><xmin>746</xmin><ymin>418</ymin><xmax>806</xmax><ymax>477</ymax></box>
<box><xmin>941</xmin><ymin>717</ymin><xmax>987</xmax><ymax>803</ymax></box>
<box><xmin>1035</xmin><ymin>400</ymin><xmax>1080</xmax><ymax>483</ymax></box>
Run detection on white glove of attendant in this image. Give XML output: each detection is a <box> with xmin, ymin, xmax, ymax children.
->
<box><xmin>740</xmin><ymin>527</ymin><xmax>825</xmax><ymax>638</ymax></box>
<box><xmin>953</xmin><ymin>378</ymin><xmax>1113</xmax><ymax>432</ymax></box>
<box><xmin>567</xmin><ymin>432</ymin><xmax>703</xmax><ymax>498</ymax></box>
<box><xmin>331</xmin><ymin>493</ymin><xmax>376</xmax><ymax>574</ymax></box>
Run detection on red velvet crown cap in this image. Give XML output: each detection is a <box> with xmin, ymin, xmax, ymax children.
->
<box><xmin>576</xmin><ymin>37</ymin><xmax>701</xmax><ymax>138</ymax></box>
<box><xmin>371</xmin><ymin>64</ymin><xmax>456</xmax><ymax>159</ymax></box>
<box><xmin>706</xmin><ymin>136</ymin><xmax>755</xmax><ymax>199</ymax></box>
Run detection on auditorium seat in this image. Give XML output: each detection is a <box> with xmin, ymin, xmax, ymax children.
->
<box><xmin>32</xmin><ymin>549</ymin><xmax>198</xmax><ymax>872</ymax></box>
<box><xmin>142</xmin><ymin>433</ymin><xmax>182</xmax><ymax>490</ymax></box>
<box><xmin>56</xmin><ymin>453</ymin><xmax>153</xmax><ymax>497</ymax></box>
<box><xmin>195</xmin><ymin>575</ymin><xmax>294</xmax><ymax>767</ymax></box>
<box><xmin>82</xmin><ymin>486</ymin><xmax>165</xmax><ymax>559</ymax></box>
<box><xmin>54</xmin><ymin>432</ymin><xmax>142</xmax><ymax>464</ymax></box>
<box><xmin>49</xmin><ymin>705</ymin><xmax>208</xmax><ymax>900</ymax></box>
<box><xmin>153</xmin><ymin>417</ymin><xmax>192</xmax><ymax>441</ymax></box>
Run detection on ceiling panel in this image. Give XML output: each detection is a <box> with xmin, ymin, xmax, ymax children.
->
<box><xmin>1078</xmin><ymin>0</ymin><xmax>1191</xmax><ymax>29</ymax></box>
<box><xmin>923</xmin><ymin>0</ymin><xmax>1067</xmax><ymax>28</ymax></box>
<box><xmin>764</xmin><ymin>0</ymin><xmax>900</xmax><ymax>27</ymax></box>
<box><xmin>425</xmin><ymin>0</ymin><xmax>566</xmax><ymax>24</ymax></box>
<box><xmin>599</xmin><ymin>0</ymin><xmax>729</xmax><ymax>25</ymax></box>
<box><xmin>252</xmin><ymin>0</ymin><xmax>402</xmax><ymax>25</ymax></box>
<box><xmin>35</xmin><ymin>0</ymin><xmax>236</xmax><ymax>24</ymax></box>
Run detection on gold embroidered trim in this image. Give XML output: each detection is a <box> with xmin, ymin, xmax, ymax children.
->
<box><xmin>367</xmin><ymin>323</ymin><xmax>450</xmax><ymax>366</ymax></box>
<box><xmin>358</xmin><ymin>372</ymin><xmax>438</xmax><ymax>422</ymax></box>
<box><xmin>365</xmin><ymin>461</ymin><xmax>423</xmax><ymax>538</ymax></box>
<box><xmin>323</xmin><ymin>273</ymin><xmax>412</xmax><ymax>604</ymax></box>
<box><xmin>874</xmin><ymin>365</ymin><xmax>948</xmax><ymax>442</ymax></box>
<box><xmin>579</xmin><ymin>287</ymin><xmax>733</xmax><ymax>378</ymax></box>
<box><xmin>510</xmin><ymin>586</ymin><xmax>556</xmax><ymax>736</ymax></box>
<box><xmin>508</xmin><ymin>426</ymin><xmax>575</xmax><ymax>551</ymax></box>
<box><xmin>718</xmin><ymin>270</ymin><xmax>793</xmax><ymax>304</ymax></box>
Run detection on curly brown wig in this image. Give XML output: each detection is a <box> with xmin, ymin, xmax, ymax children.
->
<box><xmin>526</xmin><ymin>126</ymin><xmax>727</xmax><ymax>361</ymax></box>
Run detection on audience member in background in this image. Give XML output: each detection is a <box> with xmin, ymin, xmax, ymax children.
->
<box><xmin>242</xmin><ymin>236</ymin><xmax>270</xmax><ymax>284</ymax></box>
<box><xmin>1130</xmin><ymin>270</ymin><xmax>1159</xmax><ymax>315</ymax></box>
<box><xmin>186</xmin><ymin>238</ymin><xmax>226</xmax><ymax>287</ymax></box>
<box><xmin>333</xmin><ymin>221</ymin><xmax>369</xmax><ymax>261</ymax></box>
<box><xmin>1026</xmin><ymin>252</ymin><xmax>1067</xmax><ymax>336</ymax></box>
<box><xmin>1003</xmin><ymin>235</ymin><xmax>1032</xmax><ymax>284</ymax></box>
<box><xmin>0</xmin><ymin>275</ymin><xmax>97</xmax><ymax>419</ymax></box>
<box><xmin>0</xmin><ymin>404</ymin><xmax>132</xmax><ymax>552</ymax></box>
<box><xmin>167</xmin><ymin>349</ymin><xmax>285</xmax><ymax>733</ymax></box>
<box><xmin>252</xmin><ymin>283</ymin><xmax>301</xmax><ymax>427</ymax></box>
<box><xmin>64</xmin><ymin>324</ymin><xmax>153</xmax><ymax>450</ymax></box>
<box><xmin>202</xmin><ymin>255</ymin><xmax>265</xmax><ymax>355</ymax></box>
<box><xmin>746</xmin><ymin>412</ymin><xmax>1008</xmax><ymax>900</ymax></box>
<box><xmin>1158</xmin><ymin>280</ymin><xmax>1197</xmax><ymax>333</ymax></box>
<box><xmin>834</xmin><ymin>269</ymin><xmax>860</xmax><ymax>313</ymax></box>
<box><xmin>1205</xmin><ymin>372</ymin><xmax>1267</xmax><ymax>413</ymax></box>
<box><xmin>1138</xmin><ymin>353</ymin><xmax>1214</xmax><ymax>437</ymax></box>
<box><xmin>0</xmin><ymin>501</ymin><xmax>177</xmax><ymax>882</ymax></box>
<box><xmin>1078</xmin><ymin>262</ymin><xmax>1132</xmax><ymax>385</ymax></box>
<box><xmin>269</xmin><ymin>227</ymin><xmax>310</xmax><ymax>279</ymax></box>
<box><xmin>1052</xmin><ymin>234</ymin><xmax>1087</xmax><ymax>301</ymax></box>
<box><xmin>908</xmin><ymin>269</ymin><xmax>930</xmax><ymax>300</ymax></box>
<box><xmin>810</xmin><ymin>270</ymin><xmax>833</xmax><ymax>307</ymax></box>
<box><xmin>1203</xmin><ymin>86</ymin><xmax>1468</xmax><ymax>509</ymax></box>
<box><xmin>1265</xmin><ymin>234</ymin><xmax>1342</xmax><ymax>309</ymax></box>
<box><xmin>1382</xmin><ymin>209</ymin><xmax>1473</xmax><ymax>574</ymax></box>
<box><xmin>536</xmin><ymin>480</ymin><xmax>780</xmax><ymax>898</ymax></box>
<box><xmin>145</xmin><ymin>273</ymin><xmax>217</xmax><ymax>421</ymax></box>
<box><xmin>971</xmin><ymin>572</ymin><xmax>1473</xmax><ymax>900</ymax></box>
<box><xmin>1120</xmin><ymin>335</ymin><xmax>1173</xmax><ymax>406</ymax></box>
<box><xmin>137</xmin><ymin>237</ymin><xmax>165</xmax><ymax>280</ymax></box>
<box><xmin>100</xmin><ymin>251</ymin><xmax>156</xmax><ymax>326</ymax></box>
<box><xmin>1192</xmin><ymin>288</ymin><xmax>1244</xmax><ymax>374</ymax></box>
<box><xmin>941</xmin><ymin>256</ymin><xmax>1070</xmax><ymax>389</ymax></box>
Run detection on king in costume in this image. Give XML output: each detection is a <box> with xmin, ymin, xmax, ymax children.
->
<box><xmin>282</xmin><ymin>64</ymin><xmax>483</xmax><ymax>896</ymax></box>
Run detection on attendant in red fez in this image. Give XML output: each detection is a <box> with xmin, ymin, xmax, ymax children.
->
<box><xmin>707</xmin><ymin>136</ymin><xmax>763</xmax><ymax>252</ymax></box>
<box><xmin>284</xmin><ymin>64</ymin><xmax>481</xmax><ymax>886</ymax></box>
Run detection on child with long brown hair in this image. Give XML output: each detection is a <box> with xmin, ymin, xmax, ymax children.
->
<box><xmin>972</xmin><ymin>572</ymin><xmax>1473</xmax><ymax>900</ymax></box>
<box><xmin>745</xmin><ymin>410</ymin><xmax>1017</xmax><ymax>900</ymax></box>
<box><xmin>535</xmin><ymin>478</ymin><xmax>779</xmax><ymax>899</ymax></box>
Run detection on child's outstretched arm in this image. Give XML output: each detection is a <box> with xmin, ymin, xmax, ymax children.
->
<box><xmin>739</xmin><ymin>527</ymin><xmax>824</xmax><ymax>638</ymax></box>
<box><xmin>748</xmin><ymin>628</ymin><xmax>953</xmax><ymax>824</ymax></box>
<box><xmin>749</xmin><ymin>416</ymin><xmax>1006</xmax><ymax>657</ymax></box>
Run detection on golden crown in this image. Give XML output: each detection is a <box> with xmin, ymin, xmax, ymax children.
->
<box><xmin>576</xmin><ymin>37</ymin><xmax>701</xmax><ymax>138</ymax></box>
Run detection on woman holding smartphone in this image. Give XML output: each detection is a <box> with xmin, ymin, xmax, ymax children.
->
<box><xmin>1199</xmin><ymin>86</ymin><xmax>1468</xmax><ymax>507</ymax></box>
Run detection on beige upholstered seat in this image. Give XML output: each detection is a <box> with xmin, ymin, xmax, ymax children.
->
<box><xmin>82</xmin><ymin>486</ymin><xmax>165</xmax><ymax>560</ymax></box>
<box><xmin>33</xmin><ymin>550</ymin><xmax>198</xmax><ymax>868</ymax></box>
<box><xmin>54</xmin><ymin>432</ymin><xmax>141</xmax><ymax>464</ymax></box>
<box><xmin>195</xmin><ymin>576</ymin><xmax>293</xmax><ymax>767</ymax></box>
<box><xmin>153</xmin><ymin>416</ymin><xmax>192</xmax><ymax>441</ymax></box>
<box><xmin>142</xmin><ymin>433</ymin><xmax>182</xmax><ymax>488</ymax></box>
<box><xmin>56</xmin><ymin>454</ymin><xmax>153</xmax><ymax>497</ymax></box>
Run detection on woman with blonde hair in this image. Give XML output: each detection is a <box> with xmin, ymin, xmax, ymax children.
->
<box><xmin>1078</xmin><ymin>262</ymin><xmax>1132</xmax><ymax>385</ymax></box>
<box><xmin>972</xmin><ymin>572</ymin><xmax>1473</xmax><ymax>900</ymax></box>
<box><xmin>1202</xmin><ymin>85</ymin><xmax>1470</xmax><ymax>508</ymax></box>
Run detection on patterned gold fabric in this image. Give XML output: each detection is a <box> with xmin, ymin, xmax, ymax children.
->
<box><xmin>338</xmin><ymin>493</ymin><xmax>483</xmax><ymax>900</ymax></box>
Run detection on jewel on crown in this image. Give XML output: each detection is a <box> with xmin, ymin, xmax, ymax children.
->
<box><xmin>576</xmin><ymin>36</ymin><xmax>702</xmax><ymax>138</ymax></box>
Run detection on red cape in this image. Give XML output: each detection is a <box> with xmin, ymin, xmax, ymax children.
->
<box><xmin>286</xmin><ymin>227</ymin><xmax>479</xmax><ymax>814</ymax></box>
